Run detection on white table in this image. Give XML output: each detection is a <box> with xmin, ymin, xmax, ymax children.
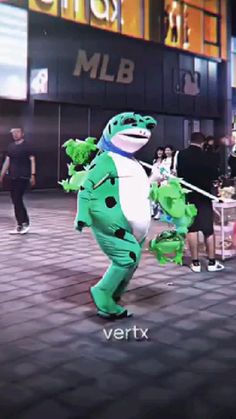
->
<box><xmin>213</xmin><ymin>200</ymin><xmax>236</xmax><ymax>260</ymax></box>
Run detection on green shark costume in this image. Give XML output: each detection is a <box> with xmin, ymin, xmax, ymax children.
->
<box><xmin>74</xmin><ymin>113</ymin><xmax>156</xmax><ymax>319</ymax></box>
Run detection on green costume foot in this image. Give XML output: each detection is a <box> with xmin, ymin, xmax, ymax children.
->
<box><xmin>97</xmin><ymin>309</ymin><xmax>133</xmax><ymax>320</ymax></box>
<box><xmin>90</xmin><ymin>286</ymin><xmax>127</xmax><ymax>316</ymax></box>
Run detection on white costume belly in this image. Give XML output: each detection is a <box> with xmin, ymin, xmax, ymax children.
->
<box><xmin>109</xmin><ymin>152</ymin><xmax>151</xmax><ymax>241</ymax></box>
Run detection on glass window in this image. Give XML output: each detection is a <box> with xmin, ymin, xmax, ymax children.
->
<box><xmin>184</xmin><ymin>0</ymin><xmax>203</xmax><ymax>6</ymax></box>
<box><xmin>204</xmin><ymin>0</ymin><xmax>219</xmax><ymax>14</ymax></box>
<box><xmin>121</xmin><ymin>0</ymin><xmax>143</xmax><ymax>38</ymax></box>
<box><xmin>29</xmin><ymin>0</ymin><xmax>58</xmax><ymax>16</ymax></box>
<box><xmin>204</xmin><ymin>14</ymin><xmax>218</xmax><ymax>44</ymax></box>
<box><xmin>144</xmin><ymin>0</ymin><xmax>150</xmax><ymax>40</ymax></box>
<box><xmin>232</xmin><ymin>38</ymin><xmax>236</xmax><ymax>53</ymax></box>
<box><xmin>61</xmin><ymin>0</ymin><xmax>87</xmax><ymax>24</ymax></box>
<box><xmin>204</xmin><ymin>43</ymin><xmax>219</xmax><ymax>58</ymax></box>
<box><xmin>220</xmin><ymin>0</ymin><xmax>227</xmax><ymax>59</ymax></box>
<box><xmin>164</xmin><ymin>0</ymin><xmax>181</xmax><ymax>48</ymax></box>
<box><xmin>231</xmin><ymin>53</ymin><xmax>236</xmax><ymax>88</ymax></box>
<box><xmin>183</xmin><ymin>5</ymin><xmax>202</xmax><ymax>54</ymax></box>
<box><xmin>90</xmin><ymin>0</ymin><xmax>119</xmax><ymax>32</ymax></box>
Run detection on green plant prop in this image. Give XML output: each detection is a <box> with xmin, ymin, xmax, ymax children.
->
<box><xmin>149</xmin><ymin>179</ymin><xmax>197</xmax><ymax>264</ymax></box>
<box><xmin>59</xmin><ymin>137</ymin><xmax>98</xmax><ymax>192</ymax></box>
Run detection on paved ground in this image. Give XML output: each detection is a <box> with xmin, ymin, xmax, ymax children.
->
<box><xmin>0</xmin><ymin>190</ymin><xmax>236</xmax><ymax>419</ymax></box>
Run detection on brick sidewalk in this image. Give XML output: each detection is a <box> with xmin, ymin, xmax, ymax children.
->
<box><xmin>0</xmin><ymin>191</ymin><xmax>236</xmax><ymax>419</ymax></box>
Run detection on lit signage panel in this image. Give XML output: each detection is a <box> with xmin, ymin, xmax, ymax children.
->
<box><xmin>164</xmin><ymin>0</ymin><xmax>223</xmax><ymax>59</ymax></box>
<box><xmin>0</xmin><ymin>4</ymin><xmax>28</xmax><ymax>100</ymax></box>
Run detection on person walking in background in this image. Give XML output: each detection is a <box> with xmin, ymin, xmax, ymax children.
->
<box><xmin>176</xmin><ymin>132</ymin><xmax>224</xmax><ymax>273</ymax></box>
<box><xmin>0</xmin><ymin>128</ymin><xmax>36</xmax><ymax>234</ymax></box>
<box><xmin>150</xmin><ymin>147</ymin><xmax>164</xmax><ymax>219</ymax></box>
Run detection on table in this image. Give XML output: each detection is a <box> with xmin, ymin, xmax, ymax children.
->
<box><xmin>213</xmin><ymin>200</ymin><xmax>236</xmax><ymax>260</ymax></box>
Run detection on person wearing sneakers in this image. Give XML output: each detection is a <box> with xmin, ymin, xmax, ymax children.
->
<box><xmin>176</xmin><ymin>132</ymin><xmax>224</xmax><ymax>273</ymax></box>
<box><xmin>0</xmin><ymin>128</ymin><xmax>36</xmax><ymax>234</ymax></box>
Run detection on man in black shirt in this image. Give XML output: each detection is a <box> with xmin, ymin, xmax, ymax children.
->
<box><xmin>177</xmin><ymin>132</ymin><xmax>224</xmax><ymax>273</ymax></box>
<box><xmin>0</xmin><ymin>128</ymin><xmax>36</xmax><ymax>234</ymax></box>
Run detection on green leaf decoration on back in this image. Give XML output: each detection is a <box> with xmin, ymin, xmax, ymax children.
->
<box><xmin>63</xmin><ymin>137</ymin><xmax>98</xmax><ymax>165</ymax></box>
<box><xmin>59</xmin><ymin>137</ymin><xmax>98</xmax><ymax>192</ymax></box>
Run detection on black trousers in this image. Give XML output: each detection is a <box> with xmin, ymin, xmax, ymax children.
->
<box><xmin>10</xmin><ymin>178</ymin><xmax>29</xmax><ymax>226</ymax></box>
<box><xmin>188</xmin><ymin>194</ymin><xmax>214</xmax><ymax>237</ymax></box>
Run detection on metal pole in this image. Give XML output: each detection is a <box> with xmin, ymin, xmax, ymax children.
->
<box><xmin>139</xmin><ymin>160</ymin><xmax>221</xmax><ymax>202</ymax></box>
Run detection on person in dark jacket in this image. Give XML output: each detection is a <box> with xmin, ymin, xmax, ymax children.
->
<box><xmin>203</xmin><ymin>136</ymin><xmax>221</xmax><ymax>174</ymax></box>
<box><xmin>176</xmin><ymin>132</ymin><xmax>224</xmax><ymax>273</ymax></box>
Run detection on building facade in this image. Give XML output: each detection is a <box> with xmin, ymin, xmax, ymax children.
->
<box><xmin>0</xmin><ymin>0</ymin><xmax>232</xmax><ymax>188</ymax></box>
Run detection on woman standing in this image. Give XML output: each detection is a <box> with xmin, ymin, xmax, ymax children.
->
<box><xmin>150</xmin><ymin>147</ymin><xmax>164</xmax><ymax>183</ymax></box>
<box><xmin>150</xmin><ymin>147</ymin><xmax>164</xmax><ymax>219</ymax></box>
<box><xmin>160</xmin><ymin>145</ymin><xmax>175</xmax><ymax>178</ymax></box>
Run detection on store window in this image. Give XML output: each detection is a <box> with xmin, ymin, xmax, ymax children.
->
<box><xmin>164</xmin><ymin>0</ymin><xmax>225</xmax><ymax>59</ymax></box>
<box><xmin>28</xmin><ymin>0</ymin><xmax>227</xmax><ymax>60</ymax></box>
<box><xmin>90</xmin><ymin>0</ymin><xmax>119</xmax><ymax>32</ymax></box>
<box><xmin>61</xmin><ymin>0</ymin><xmax>87</xmax><ymax>24</ymax></box>
<box><xmin>231</xmin><ymin>38</ymin><xmax>236</xmax><ymax>88</ymax></box>
<box><xmin>184</xmin><ymin>0</ymin><xmax>203</xmax><ymax>6</ymax></box>
<box><xmin>183</xmin><ymin>5</ymin><xmax>202</xmax><ymax>54</ymax></box>
<box><xmin>164</xmin><ymin>1</ymin><xmax>181</xmax><ymax>49</ymax></box>
<box><xmin>204</xmin><ymin>44</ymin><xmax>219</xmax><ymax>58</ymax></box>
<box><xmin>204</xmin><ymin>14</ymin><xmax>218</xmax><ymax>44</ymax></box>
<box><xmin>221</xmin><ymin>0</ymin><xmax>227</xmax><ymax>60</ymax></box>
<box><xmin>29</xmin><ymin>0</ymin><xmax>58</xmax><ymax>16</ymax></box>
<box><xmin>144</xmin><ymin>0</ymin><xmax>150</xmax><ymax>40</ymax></box>
<box><xmin>121</xmin><ymin>0</ymin><xmax>143</xmax><ymax>39</ymax></box>
<box><xmin>204</xmin><ymin>0</ymin><xmax>219</xmax><ymax>14</ymax></box>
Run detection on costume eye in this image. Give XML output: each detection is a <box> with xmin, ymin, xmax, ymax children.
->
<box><xmin>122</xmin><ymin>118</ymin><xmax>136</xmax><ymax>125</ymax></box>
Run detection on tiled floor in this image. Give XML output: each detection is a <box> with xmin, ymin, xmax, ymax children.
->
<box><xmin>0</xmin><ymin>190</ymin><xmax>236</xmax><ymax>419</ymax></box>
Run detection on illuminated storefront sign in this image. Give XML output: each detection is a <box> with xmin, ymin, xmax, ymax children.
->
<box><xmin>0</xmin><ymin>3</ymin><xmax>28</xmax><ymax>100</ymax></box>
<box><xmin>164</xmin><ymin>0</ymin><xmax>227</xmax><ymax>59</ymax></box>
<box><xmin>90</xmin><ymin>0</ymin><xmax>118</xmax><ymax>22</ymax></box>
<box><xmin>29</xmin><ymin>0</ymin><xmax>227</xmax><ymax>60</ymax></box>
<box><xmin>29</xmin><ymin>0</ymin><xmax>145</xmax><ymax>37</ymax></box>
<box><xmin>73</xmin><ymin>49</ymin><xmax>135</xmax><ymax>84</ymax></box>
<box><xmin>29</xmin><ymin>0</ymin><xmax>120</xmax><ymax>21</ymax></box>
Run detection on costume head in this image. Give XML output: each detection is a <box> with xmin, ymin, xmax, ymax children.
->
<box><xmin>149</xmin><ymin>230</ymin><xmax>185</xmax><ymax>265</ymax></box>
<box><xmin>98</xmin><ymin>112</ymin><xmax>156</xmax><ymax>156</ymax></box>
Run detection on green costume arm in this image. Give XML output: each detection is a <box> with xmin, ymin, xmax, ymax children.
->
<box><xmin>75</xmin><ymin>152</ymin><xmax>116</xmax><ymax>229</ymax></box>
<box><xmin>75</xmin><ymin>177</ymin><xmax>94</xmax><ymax>229</ymax></box>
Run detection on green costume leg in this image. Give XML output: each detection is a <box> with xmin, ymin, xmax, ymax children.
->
<box><xmin>90</xmin><ymin>228</ymin><xmax>142</xmax><ymax>317</ymax></box>
<box><xmin>113</xmin><ymin>239</ymin><xmax>145</xmax><ymax>301</ymax></box>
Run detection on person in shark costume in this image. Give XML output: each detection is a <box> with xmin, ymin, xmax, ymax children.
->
<box><xmin>75</xmin><ymin>112</ymin><xmax>156</xmax><ymax>319</ymax></box>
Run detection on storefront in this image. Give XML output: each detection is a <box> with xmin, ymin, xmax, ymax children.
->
<box><xmin>0</xmin><ymin>0</ymin><xmax>232</xmax><ymax>188</ymax></box>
